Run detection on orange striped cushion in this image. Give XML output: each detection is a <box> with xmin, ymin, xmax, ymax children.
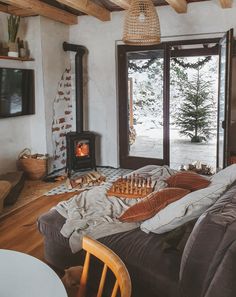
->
<box><xmin>119</xmin><ymin>187</ymin><xmax>190</xmax><ymax>223</ymax></box>
<box><xmin>166</xmin><ymin>171</ymin><xmax>210</xmax><ymax>191</ymax></box>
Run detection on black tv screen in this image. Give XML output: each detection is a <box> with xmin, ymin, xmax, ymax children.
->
<box><xmin>0</xmin><ymin>67</ymin><xmax>35</xmax><ymax>118</ymax></box>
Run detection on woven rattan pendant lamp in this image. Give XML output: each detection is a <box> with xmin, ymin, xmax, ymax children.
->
<box><xmin>123</xmin><ymin>0</ymin><xmax>161</xmax><ymax>46</ymax></box>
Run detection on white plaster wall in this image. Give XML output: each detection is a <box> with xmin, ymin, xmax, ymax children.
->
<box><xmin>69</xmin><ymin>0</ymin><xmax>236</xmax><ymax>168</ymax></box>
<box><xmin>40</xmin><ymin>17</ymin><xmax>70</xmax><ymax>171</ymax></box>
<box><xmin>0</xmin><ymin>14</ymin><xmax>47</xmax><ymax>174</ymax></box>
<box><xmin>69</xmin><ymin>14</ymin><xmax>123</xmax><ymax>167</ymax></box>
<box><xmin>0</xmin><ymin>13</ymin><xmax>71</xmax><ymax>174</ymax></box>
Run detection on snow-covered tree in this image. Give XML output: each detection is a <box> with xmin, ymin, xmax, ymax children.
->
<box><xmin>174</xmin><ymin>67</ymin><xmax>215</xmax><ymax>142</ymax></box>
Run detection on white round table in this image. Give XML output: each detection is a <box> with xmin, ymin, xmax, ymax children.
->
<box><xmin>0</xmin><ymin>249</ymin><xmax>68</xmax><ymax>297</ymax></box>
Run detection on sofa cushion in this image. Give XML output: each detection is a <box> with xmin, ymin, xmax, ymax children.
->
<box><xmin>38</xmin><ymin>209</ymin><xmax>187</xmax><ymax>297</ymax></box>
<box><xmin>179</xmin><ymin>182</ymin><xmax>236</xmax><ymax>297</ymax></box>
<box><xmin>119</xmin><ymin>188</ymin><xmax>190</xmax><ymax>222</ymax></box>
<box><xmin>210</xmin><ymin>163</ymin><xmax>236</xmax><ymax>186</ymax></box>
<box><xmin>141</xmin><ymin>182</ymin><xmax>227</xmax><ymax>234</ymax></box>
<box><xmin>166</xmin><ymin>171</ymin><xmax>210</xmax><ymax>191</ymax></box>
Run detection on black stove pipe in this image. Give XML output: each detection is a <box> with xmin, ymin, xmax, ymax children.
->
<box><xmin>63</xmin><ymin>42</ymin><xmax>87</xmax><ymax>133</ymax></box>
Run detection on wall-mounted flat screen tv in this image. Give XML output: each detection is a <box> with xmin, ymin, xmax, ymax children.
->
<box><xmin>0</xmin><ymin>67</ymin><xmax>35</xmax><ymax>118</ymax></box>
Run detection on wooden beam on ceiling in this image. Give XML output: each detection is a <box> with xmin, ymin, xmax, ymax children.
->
<box><xmin>165</xmin><ymin>0</ymin><xmax>187</xmax><ymax>13</ymax></box>
<box><xmin>0</xmin><ymin>3</ymin><xmax>8</xmax><ymax>13</ymax></box>
<box><xmin>56</xmin><ymin>0</ymin><xmax>110</xmax><ymax>21</ymax></box>
<box><xmin>0</xmin><ymin>0</ymin><xmax>77</xmax><ymax>25</ymax></box>
<box><xmin>108</xmin><ymin>0</ymin><xmax>131</xmax><ymax>10</ymax></box>
<box><xmin>0</xmin><ymin>3</ymin><xmax>35</xmax><ymax>17</ymax></box>
<box><xmin>7</xmin><ymin>6</ymin><xmax>37</xmax><ymax>17</ymax></box>
<box><xmin>110</xmin><ymin>0</ymin><xmax>188</xmax><ymax>13</ymax></box>
<box><xmin>219</xmin><ymin>0</ymin><xmax>232</xmax><ymax>8</ymax></box>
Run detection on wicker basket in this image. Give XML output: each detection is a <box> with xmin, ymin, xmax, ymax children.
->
<box><xmin>17</xmin><ymin>148</ymin><xmax>48</xmax><ymax>180</ymax></box>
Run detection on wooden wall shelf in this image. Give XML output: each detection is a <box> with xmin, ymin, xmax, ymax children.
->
<box><xmin>0</xmin><ymin>55</ymin><xmax>34</xmax><ymax>62</ymax></box>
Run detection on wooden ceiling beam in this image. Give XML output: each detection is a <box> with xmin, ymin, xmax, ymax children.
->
<box><xmin>108</xmin><ymin>0</ymin><xmax>187</xmax><ymax>13</ymax></box>
<box><xmin>0</xmin><ymin>4</ymin><xmax>8</xmax><ymax>13</ymax></box>
<box><xmin>7</xmin><ymin>6</ymin><xmax>37</xmax><ymax>17</ymax></box>
<box><xmin>108</xmin><ymin>0</ymin><xmax>131</xmax><ymax>10</ymax></box>
<box><xmin>165</xmin><ymin>0</ymin><xmax>187</xmax><ymax>13</ymax></box>
<box><xmin>56</xmin><ymin>0</ymin><xmax>110</xmax><ymax>21</ymax></box>
<box><xmin>0</xmin><ymin>0</ymin><xmax>77</xmax><ymax>25</ymax></box>
<box><xmin>0</xmin><ymin>4</ymin><xmax>35</xmax><ymax>17</ymax></box>
<box><xmin>219</xmin><ymin>0</ymin><xmax>232</xmax><ymax>8</ymax></box>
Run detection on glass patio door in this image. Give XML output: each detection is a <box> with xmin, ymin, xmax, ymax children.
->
<box><xmin>217</xmin><ymin>29</ymin><xmax>233</xmax><ymax>169</ymax></box>
<box><xmin>118</xmin><ymin>45</ymin><xmax>169</xmax><ymax>169</ymax></box>
<box><xmin>118</xmin><ymin>38</ymin><xmax>228</xmax><ymax>170</ymax></box>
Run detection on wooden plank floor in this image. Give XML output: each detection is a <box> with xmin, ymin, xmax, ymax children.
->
<box><xmin>0</xmin><ymin>192</ymin><xmax>75</xmax><ymax>261</ymax></box>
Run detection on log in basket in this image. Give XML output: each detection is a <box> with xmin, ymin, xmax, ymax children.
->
<box><xmin>17</xmin><ymin>148</ymin><xmax>48</xmax><ymax>180</ymax></box>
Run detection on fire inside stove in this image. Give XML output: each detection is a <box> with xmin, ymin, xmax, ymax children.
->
<box><xmin>75</xmin><ymin>140</ymin><xmax>90</xmax><ymax>157</ymax></box>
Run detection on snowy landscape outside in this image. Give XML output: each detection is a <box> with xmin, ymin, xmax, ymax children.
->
<box><xmin>128</xmin><ymin>54</ymin><xmax>219</xmax><ymax>171</ymax></box>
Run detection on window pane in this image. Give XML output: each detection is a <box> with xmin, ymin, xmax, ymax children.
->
<box><xmin>127</xmin><ymin>50</ymin><xmax>164</xmax><ymax>159</ymax></box>
<box><xmin>169</xmin><ymin>56</ymin><xmax>218</xmax><ymax>170</ymax></box>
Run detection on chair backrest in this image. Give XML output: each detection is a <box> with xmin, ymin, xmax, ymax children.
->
<box><xmin>76</xmin><ymin>236</ymin><xmax>131</xmax><ymax>297</ymax></box>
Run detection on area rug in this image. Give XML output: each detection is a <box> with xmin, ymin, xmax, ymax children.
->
<box><xmin>46</xmin><ymin>167</ymin><xmax>133</xmax><ymax>196</ymax></box>
<box><xmin>1</xmin><ymin>179</ymin><xmax>65</xmax><ymax>218</ymax></box>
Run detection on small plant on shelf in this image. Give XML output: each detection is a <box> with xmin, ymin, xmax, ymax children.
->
<box><xmin>7</xmin><ymin>15</ymin><xmax>20</xmax><ymax>57</ymax></box>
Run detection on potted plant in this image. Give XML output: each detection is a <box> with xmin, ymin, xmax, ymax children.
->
<box><xmin>7</xmin><ymin>15</ymin><xmax>20</xmax><ymax>57</ymax></box>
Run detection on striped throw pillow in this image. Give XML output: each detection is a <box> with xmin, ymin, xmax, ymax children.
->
<box><xmin>119</xmin><ymin>187</ymin><xmax>190</xmax><ymax>223</ymax></box>
<box><xmin>166</xmin><ymin>171</ymin><xmax>210</xmax><ymax>191</ymax></box>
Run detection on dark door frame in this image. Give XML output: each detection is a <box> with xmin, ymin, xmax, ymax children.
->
<box><xmin>118</xmin><ymin>38</ymin><xmax>220</xmax><ymax>169</ymax></box>
<box><xmin>217</xmin><ymin>29</ymin><xmax>233</xmax><ymax>169</ymax></box>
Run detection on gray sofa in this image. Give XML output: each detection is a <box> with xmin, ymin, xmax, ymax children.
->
<box><xmin>38</xmin><ymin>181</ymin><xmax>236</xmax><ymax>297</ymax></box>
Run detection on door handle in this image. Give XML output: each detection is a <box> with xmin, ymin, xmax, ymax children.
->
<box><xmin>222</xmin><ymin>120</ymin><xmax>225</xmax><ymax>129</ymax></box>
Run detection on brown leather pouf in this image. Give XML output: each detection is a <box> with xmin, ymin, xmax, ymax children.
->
<box><xmin>0</xmin><ymin>181</ymin><xmax>11</xmax><ymax>213</ymax></box>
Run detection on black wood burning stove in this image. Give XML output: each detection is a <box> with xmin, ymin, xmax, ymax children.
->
<box><xmin>63</xmin><ymin>42</ymin><xmax>96</xmax><ymax>176</ymax></box>
<box><xmin>66</xmin><ymin>131</ymin><xmax>96</xmax><ymax>176</ymax></box>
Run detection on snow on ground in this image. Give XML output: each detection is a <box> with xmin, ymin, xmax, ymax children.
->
<box><xmin>130</xmin><ymin>125</ymin><xmax>217</xmax><ymax>170</ymax></box>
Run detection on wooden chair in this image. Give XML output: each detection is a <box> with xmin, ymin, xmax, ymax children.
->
<box><xmin>76</xmin><ymin>236</ymin><xmax>131</xmax><ymax>297</ymax></box>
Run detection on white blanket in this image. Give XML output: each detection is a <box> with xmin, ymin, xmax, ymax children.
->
<box><xmin>55</xmin><ymin>165</ymin><xmax>176</xmax><ymax>253</ymax></box>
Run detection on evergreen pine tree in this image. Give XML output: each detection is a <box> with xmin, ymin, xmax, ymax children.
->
<box><xmin>174</xmin><ymin>67</ymin><xmax>214</xmax><ymax>142</ymax></box>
